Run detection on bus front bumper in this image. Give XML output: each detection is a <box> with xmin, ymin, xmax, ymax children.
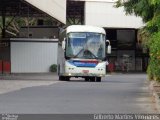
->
<box><xmin>63</xmin><ymin>73</ymin><xmax>106</xmax><ymax>77</ymax></box>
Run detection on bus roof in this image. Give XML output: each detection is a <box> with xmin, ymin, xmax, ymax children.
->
<box><xmin>66</xmin><ymin>25</ymin><xmax>106</xmax><ymax>35</ymax></box>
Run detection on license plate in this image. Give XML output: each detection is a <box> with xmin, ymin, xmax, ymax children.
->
<box><xmin>82</xmin><ymin>70</ymin><xmax>89</xmax><ymax>74</ymax></box>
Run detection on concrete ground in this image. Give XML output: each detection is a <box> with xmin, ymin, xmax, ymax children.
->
<box><xmin>0</xmin><ymin>73</ymin><xmax>58</xmax><ymax>94</ymax></box>
<box><xmin>0</xmin><ymin>73</ymin><xmax>158</xmax><ymax>114</ymax></box>
<box><xmin>0</xmin><ymin>73</ymin><xmax>156</xmax><ymax>113</ymax></box>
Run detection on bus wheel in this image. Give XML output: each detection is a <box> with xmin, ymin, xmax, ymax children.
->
<box><xmin>96</xmin><ymin>77</ymin><xmax>101</xmax><ymax>82</ymax></box>
<box><xmin>90</xmin><ymin>77</ymin><xmax>95</xmax><ymax>82</ymax></box>
<box><xmin>59</xmin><ymin>76</ymin><xmax>70</xmax><ymax>81</ymax></box>
<box><xmin>85</xmin><ymin>77</ymin><xmax>89</xmax><ymax>82</ymax></box>
<box><xmin>64</xmin><ymin>76</ymin><xmax>70</xmax><ymax>81</ymax></box>
<box><xmin>59</xmin><ymin>76</ymin><xmax>65</xmax><ymax>81</ymax></box>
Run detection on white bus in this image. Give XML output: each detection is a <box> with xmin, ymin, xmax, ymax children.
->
<box><xmin>57</xmin><ymin>25</ymin><xmax>111</xmax><ymax>82</ymax></box>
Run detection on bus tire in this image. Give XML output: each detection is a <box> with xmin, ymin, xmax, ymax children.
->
<box><xmin>85</xmin><ymin>77</ymin><xmax>89</xmax><ymax>82</ymax></box>
<box><xmin>59</xmin><ymin>76</ymin><xmax>70</xmax><ymax>81</ymax></box>
<box><xmin>96</xmin><ymin>77</ymin><xmax>101</xmax><ymax>82</ymax></box>
<box><xmin>90</xmin><ymin>77</ymin><xmax>95</xmax><ymax>82</ymax></box>
<box><xmin>64</xmin><ymin>76</ymin><xmax>70</xmax><ymax>81</ymax></box>
<box><xmin>59</xmin><ymin>76</ymin><xmax>65</xmax><ymax>81</ymax></box>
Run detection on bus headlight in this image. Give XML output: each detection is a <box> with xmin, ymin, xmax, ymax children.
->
<box><xmin>68</xmin><ymin>68</ymin><xmax>74</xmax><ymax>70</ymax></box>
<box><xmin>98</xmin><ymin>68</ymin><xmax>104</xmax><ymax>71</ymax></box>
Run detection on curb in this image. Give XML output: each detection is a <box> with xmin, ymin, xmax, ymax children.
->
<box><xmin>149</xmin><ymin>81</ymin><xmax>160</xmax><ymax>113</ymax></box>
<box><xmin>0</xmin><ymin>73</ymin><xmax>58</xmax><ymax>81</ymax></box>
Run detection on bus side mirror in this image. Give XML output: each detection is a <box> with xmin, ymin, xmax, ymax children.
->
<box><xmin>106</xmin><ymin>40</ymin><xmax>111</xmax><ymax>54</ymax></box>
<box><xmin>107</xmin><ymin>45</ymin><xmax>111</xmax><ymax>54</ymax></box>
<box><xmin>62</xmin><ymin>38</ymin><xmax>66</xmax><ymax>50</ymax></box>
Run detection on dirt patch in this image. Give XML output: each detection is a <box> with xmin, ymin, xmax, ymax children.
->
<box><xmin>149</xmin><ymin>80</ymin><xmax>160</xmax><ymax>112</ymax></box>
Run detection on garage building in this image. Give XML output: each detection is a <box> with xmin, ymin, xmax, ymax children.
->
<box><xmin>0</xmin><ymin>0</ymin><xmax>66</xmax><ymax>73</ymax></box>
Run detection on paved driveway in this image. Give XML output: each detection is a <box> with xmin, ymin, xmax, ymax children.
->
<box><xmin>0</xmin><ymin>74</ymin><xmax>157</xmax><ymax>113</ymax></box>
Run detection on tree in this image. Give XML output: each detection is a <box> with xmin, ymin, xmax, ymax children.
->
<box><xmin>116</xmin><ymin>0</ymin><xmax>154</xmax><ymax>22</ymax></box>
<box><xmin>0</xmin><ymin>17</ymin><xmax>37</xmax><ymax>37</ymax></box>
<box><xmin>0</xmin><ymin>17</ymin><xmax>57</xmax><ymax>38</ymax></box>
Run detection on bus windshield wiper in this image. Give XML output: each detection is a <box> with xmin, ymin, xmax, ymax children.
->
<box><xmin>73</xmin><ymin>49</ymin><xmax>98</xmax><ymax>59</ymax></box>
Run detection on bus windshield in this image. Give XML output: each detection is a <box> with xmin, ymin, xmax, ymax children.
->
<box><xmin>66</xmin><ymin>32</ymin><xmax>106</xmax><ymax>60</ymax></box>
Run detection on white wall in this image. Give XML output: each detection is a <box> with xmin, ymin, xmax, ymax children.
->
<box><xmin>85</xmin><ymin>1</ymin><xmax>144</xmax><ymax>28</ymax></box>
<box><xmin>11</xmin><ymin>42</ymin><xmax>58</xmax><ymax>73</ymax></box>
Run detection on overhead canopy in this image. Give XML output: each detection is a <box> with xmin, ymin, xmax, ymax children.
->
<box><xmin>0</xmin><ymin>0</ymin><xmax>66</xmax><ymax>24</ymax></box>
<box><xmin>24</xmin><ymin>0</ymin><xmax>66</xmax><ymax>24</ymax></box>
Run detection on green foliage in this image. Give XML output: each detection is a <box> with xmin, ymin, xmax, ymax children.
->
<box><xmin>50</xmin><ymin>64</ymin><xmax>57</xmax><ymax>72</ymax></box>
<box><xmin>147</xmin><ymin>64</ymin><xmax>153</xmax><ymax>80</ymax></box>
<box><xmin>138</xmin><ymin>27</ymin><xmax>151</xmax><ymax>47</ymax></box>
<box><xmin>149</xmin><ymin>0</ymin><xmax>160</xmax><ymax>5</ymax></box>
<box><xmin>115</xmin><ymin>0</ymin><xmax>155</xmax><ymax>22</ymax></box>
<box><xmin>147</xmin><ymin>32</ymin><xmax>160</xmax><ymax>81</ymax></box>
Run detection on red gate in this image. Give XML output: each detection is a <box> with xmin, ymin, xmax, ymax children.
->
<box><xmin>0</xmin><ymin>60</ymin><xmax>2</xmax><ymax>74</ymax></box>
<box><xmin>0</xmin><ymin>60</ymin><xmax>11</xmax><ymax>74</ymax></box>
<box><xmin>3</xmin><ymin>61</ymin><xmax>11</xmax><ymax>73</ymax></box>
